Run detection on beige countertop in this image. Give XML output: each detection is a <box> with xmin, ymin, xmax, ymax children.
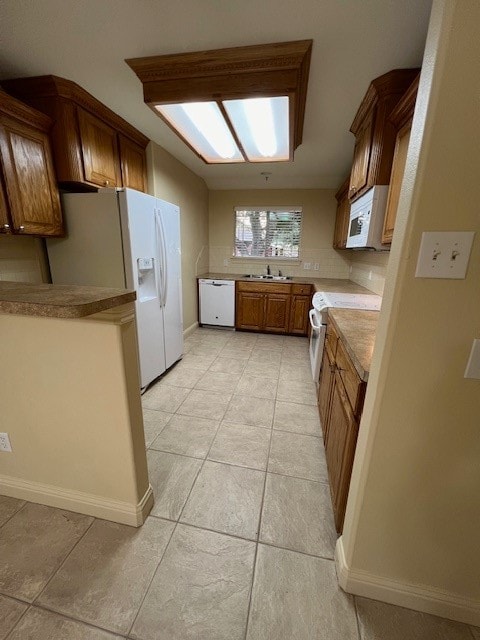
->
<box><xmin>327</xmin><ymin>308</ymin><xmax>380</xmax><ymax>381</ymax></box>
<box><xmin>0</xmin><ymin>282</ymin><xmax>136</xmax><ymax>318</ymax></box>
<box><xmin>198</xmin><ymin>273</ymin><xmax>372</xmax><ymax>294</ymax></box>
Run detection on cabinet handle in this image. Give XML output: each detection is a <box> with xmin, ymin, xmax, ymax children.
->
<box><xmin>2</xmin><ymin>224</ymin><xmax>10</xmax><ymax>231</ymax></box>
<box><xmin>19</xmin><ymin>225</ymin><xmax>25</xmax><ymax>232</ymax></box>
<box><xmin>104</xmin><ymin>180</ymin><xmax>110</xmax><ymax>186</ymax></box>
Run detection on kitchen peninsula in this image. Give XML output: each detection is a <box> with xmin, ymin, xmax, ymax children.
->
<box><xmin>0</xmin><ymin>282</ymin><xmax>152</xmax><ymax>526</ymax></box>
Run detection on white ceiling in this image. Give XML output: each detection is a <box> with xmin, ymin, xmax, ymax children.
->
<box><xmin>0</xmin><ymin>0</ymin><xmax>432</xmax><ymax>191</ymax></box>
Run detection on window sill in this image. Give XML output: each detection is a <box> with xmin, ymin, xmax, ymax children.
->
<box><xmin>230</xmin><ymin>257</ymin><xmax>301</xmax><ymax>264</ymax></box>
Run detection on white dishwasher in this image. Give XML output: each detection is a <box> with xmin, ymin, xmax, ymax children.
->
<box><xmin>199</xmin><ymin>279</ymin><xmax>235</xmax><ymax>327</ymax></box>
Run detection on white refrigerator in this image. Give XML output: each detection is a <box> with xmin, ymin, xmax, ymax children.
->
<box><xmin>47</xmin><ymin>188</ymin><xmax>183</xmax><ymax>389</ymax></box>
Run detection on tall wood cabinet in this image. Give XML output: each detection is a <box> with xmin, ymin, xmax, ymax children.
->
<box><xmin>0</xmin><ymin>90</ymin><xmax>63</xmax><ymax>236</ymax></box>
<box><xmin>2</xmin><ymin>76</ymin><xmax>149</xmax><ymax>193</ymax></box>
<box><xmin>382</xmin><ymin>74</ymin><xmax>419</xmax><ymax>244</ymax></box>
<box><xmin>348</xmin><ymin>69</ymin><xmax>419</xmax><ymax>202</ymax></box>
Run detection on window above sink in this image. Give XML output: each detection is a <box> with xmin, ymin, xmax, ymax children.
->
<box><xmin>234</xmin><ymin>207</ymin><xmax>302</xmax><ymax>260</ymax></box>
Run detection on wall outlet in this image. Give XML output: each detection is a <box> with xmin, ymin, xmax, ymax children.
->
<box><xmin>314</xmin><ymin>263</ymin><xmax>320</xmax><ymax>270</ymax></box>
<box><xmin>0</xmin><ymin>432</ymin><xmax>12</xmax><ymax>452</ymax></box>
<box><xmin>223</xmin><ymin>258</ymin><xmax>229</xmax><ymax>266</ymax></box>
<box><xmin>303</xmin><ymin>262</ymin><xmax>311</xmax><ymax>270</ymax></box>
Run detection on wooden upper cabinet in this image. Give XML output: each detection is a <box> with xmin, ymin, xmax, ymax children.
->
<box><xmin>333</xmin><ymin>177</ymin><xmax>351</xmax><ymax>249</ymax></box>
<box><xmin>348</xmin><ymin>69</ymin><xmax>419</xmax><ymax>202</ymax></box>
<box><xmin>349</xmin><ymin>116</ymin><xmax>373</xmax><ymax>199</ymax></box>
<box><xmin>77</xmin><ymin>108</ymin><xmax>121</xmax><ymax>187</ymax></box>
<box><xmin>1</xmin><ymin>76</ymin><xmax>149</xmax><ymax>192</ymax></box>
<box><xmin>0</xmin><ymin>91</ymin><xmax>63</xmax><ymax>236</ymax></box>
<box><xmin>382</xmin><ymin>74</ymin><xmax>419</xmax><ymax>244</ymax></box>
<box><xmin>119</xmin><ymin>134</ymin><xmax>147</xmax><ymax>192</ymax></box>
<box><xmin>0</xmin><ymin>176</ymin><xmax>10</xmax><ymax>231</ymax></box>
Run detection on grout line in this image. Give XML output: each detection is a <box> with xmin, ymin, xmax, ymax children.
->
<box><xmin>242</xmin><ymin>397</ymin><xmax>275</xmax><ymax>640</ymax></box>
<box><xmin>0</xmin><ymin>499</ymin><xmax>29</xmax><ymax>530</ymax></box>
<box><xmin>353</xmin><ymin>594</ymin><xmax>363</xmax><ymax>640</ymax></box>
<box><xmin>3</xmin><ymin>602</ymin><xmax>33</xmax><ymax>639</ymax></box>
<box><xmin>18</xmin><ymin>602</ymin><xmax>130</xmax><ymax>638</ymax></box>
<box><xmin>32</xmin><ymin>517</ymin><xmax>96</xmax><ymax>606</ymax></box>
<box><xmin>126</xmin><ymin>520</ymin><xmax>178</xmax><ymax>638</ymax></box>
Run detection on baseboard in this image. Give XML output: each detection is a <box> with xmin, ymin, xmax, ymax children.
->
<box><xmin>335</xmin><ymin>537</ymin><xmax>480</xmax><ymax>626</ymax></box>
<box><xmin>183</xmin><ymin>321</ymin><xmax>199</xmax><ymax>338</ymax></box>
<box><xmin>0</xmin><ymin>474</ymin><xmax>154</xmax><ymax>527</ymax></box>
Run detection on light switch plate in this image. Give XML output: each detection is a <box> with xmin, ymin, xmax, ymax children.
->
<box><xmin>415</xmin><ymin>231</ymin><xmax>475</xmax><ymax>279</ymax></box>
<box><xmin>464</xmin><ymin>339</ymin><xmax>480</xmax><ymax>379</ymax></box>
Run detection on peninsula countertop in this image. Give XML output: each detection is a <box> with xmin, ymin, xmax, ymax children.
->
<box><xmin>327</xmin><ymin>308</ymin><xmax>380</xmax><ymax>381</ymax></box>
<box><xmin>198</xmin><ymin>273</ymin><xmax>372</xmax><ymax>294</ymax></box>
<box><xmin>0</xmin><ymin>282</ymin><xmax>136</xmax><ymax>318</ymax></box>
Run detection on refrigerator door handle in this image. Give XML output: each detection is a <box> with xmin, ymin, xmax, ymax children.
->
<box><xmin>154</xmin><ymin>209</ymin><xmax>165</xmax><ymax>306</ymax></box>
<box><xmin>158</xmin><ymin>209</ymin><xmax>168</xmax><ymax>307</ymax></box>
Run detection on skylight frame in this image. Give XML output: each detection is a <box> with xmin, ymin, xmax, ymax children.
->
<box><xmin>126</xmin><ymin>40</ymin><xmax>312</xmax><ymax>165</ymax></box>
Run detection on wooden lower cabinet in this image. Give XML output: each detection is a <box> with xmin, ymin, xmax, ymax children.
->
<box><xmin>289</xmin><ymin>295</ymin><xmax>310</xmax><ymax>334</ymax></box>
<box><xmin>236</xmin><ymin>291</ymin><xmax>265</xmax><ymax>330</ymax></box>
<box><xmin>325</xmin><ymin>371</ymin><xmax>359</xmax><ymax>532</ymax></box>
<box><xmin>264</xmin><ymin>294</ymin><xmax>290</xmax><ymax>333</ymax></box>
<box><xmin>317</xmin><ymin>347</ymin><xmax>335</xmax><ymax>441</ymax></box>
<box><xmin>318</xmin><ymin>317</ymin><xmax>366</xmax><ymax>533</ymax></box>
<box><xmin>235</xmin><ymin>281</ymin><xmax>312</xmax><ymax>335</ymax></box>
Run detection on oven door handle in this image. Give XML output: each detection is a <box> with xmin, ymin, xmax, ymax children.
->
<box><xmin>309</xmin><ymin>309</ymin><xmax>322</xmax><ymax>330</ymax></box>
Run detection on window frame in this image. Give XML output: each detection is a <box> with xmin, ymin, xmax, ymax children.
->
<box><xmin>232</xmin><ymin>206</ymin><xmax>303</xmax><ymax>261</ymax></box>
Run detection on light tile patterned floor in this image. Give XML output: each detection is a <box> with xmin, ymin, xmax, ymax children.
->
<box><xmin>0</xmin><ymin>328</ymin><xmax>478</xmax><ymax>639</ymax></box>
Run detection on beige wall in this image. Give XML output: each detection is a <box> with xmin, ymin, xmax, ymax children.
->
<box><xmin>208</xmin><ymin>189</ymin><xmax>350</xmax><ymax>279</ymax></box>
<box><xmin>347</xmin><ymin>251</ymin><xmax>389</xmax><ymax>295</ymax></box>
<box><xmin>0</xmin><ymin>304</ymin><xmax>152</xmax><ymax>526</ymax></box>
<box><xmin>147</xmin><ymin>142</ymin><xmax>209</xmax><ymax>333</ymax></box>
<box><xmin>339</xmin><ymin>0</ymin><xmax>480</xmax><ymax>624</ymax></box>
<box><xmin>0</xmin><ymin>236</ymin><xmax>49</xmax><ymax>283</ymax></box>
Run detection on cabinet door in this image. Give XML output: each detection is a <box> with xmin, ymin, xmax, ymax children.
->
<box><xmin>325</xmin><ymin>372</ymin><xmax>359</xmax><ymax>533</ymax></box>
<box><xmin>77</xmin><ymin>108</ymin><xmax>121</xmax><ymax>187</ymax></box>
<box><xmin>333</xmin><ymin>194</ymin><xmax>350</xmax><ymax>249</ymax></box>
<box><xmin>0</xmin><ymin>175</ymin><xmax>11</xmax><ymax>233</ymax></box>
<box><xmin>236</xmin><ymin>292</ymin><xmax>264</xmax><ymax>330</ymax></box>
<box><xmin>0</xmin><ymin>119</ymin><xmax>63</xmax><ymax>236</ymax></box>
<box><xmin>382</xmin><ymin>122</ymin><xmax>412</xmax><ymax>244</ymax></box>
<box><xmin>264</xmin><ymin>293</ymin><xmax>290</xmax><ymax>333</ymax></box>
<box><xmin>318</xmin><ymin>347</ymin><xmax>335</xmax><ymax>442</ymax></box>
<box><xmin>289</xmin><ymin>295</ymin><xmax>310</xmax><ymax>335</ymax></box>
<box><xmin>119</xmin><ymin>134</ymin><xmax>147</xmax><ymax>192</ymax></box>
<box><xmin>349</xmin><ymin>116</ymin><xmax>373</xmax><ymax>200</ymax></box>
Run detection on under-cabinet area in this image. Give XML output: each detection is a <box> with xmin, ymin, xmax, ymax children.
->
<box><xmin>317</xmin><ymin>307</ymin><xmax>378</xmax><ymax>532</ymax></box>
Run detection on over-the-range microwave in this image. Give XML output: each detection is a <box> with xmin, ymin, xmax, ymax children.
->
<box><xmin>346</xmin><ymin>185</ymin><xmax>389</xmax><ymax>250</ymax></box>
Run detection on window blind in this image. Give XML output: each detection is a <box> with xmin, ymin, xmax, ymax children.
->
<box><xmin>234</xmin><ymin>207</ymin><xmax>302</xmax><ymax>258</ymax></box>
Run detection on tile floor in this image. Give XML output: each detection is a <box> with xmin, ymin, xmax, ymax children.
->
<box><xmin>0</xmin><ymin>327</ymin><xmax>478</xmax><ymax>639</ymax></box>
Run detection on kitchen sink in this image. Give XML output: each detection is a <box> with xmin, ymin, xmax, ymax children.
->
<box><xmin>243</xmin><ymin>274</ymin><xmax>292</xmax><ymax>281</ymax></box>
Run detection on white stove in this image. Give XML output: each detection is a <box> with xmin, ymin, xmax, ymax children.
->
<box><xmin>309</xmin><ymin>291</ymin><xmax>382</xmax><ymax>381</ymax></box>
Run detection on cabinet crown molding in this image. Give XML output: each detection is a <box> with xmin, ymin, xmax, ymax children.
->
<box><xmin>350</xmin><ymin>68</ymin><xmax>419</xmax><ymax>135</ymax></box>
<box><xmin>2</xmin><ymin>75</ymin><xmax>149</xmax><ymax>148</ymax></box>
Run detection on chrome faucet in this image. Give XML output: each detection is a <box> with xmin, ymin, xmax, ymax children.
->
<box><xmin>266</xmin><ymin>264</ymin><xmax>271</xmax><ymax>275</ymax></box>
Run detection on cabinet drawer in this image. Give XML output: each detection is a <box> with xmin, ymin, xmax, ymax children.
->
<box><xmin>292</xmin><ymin>283</ymin><xmax>312</xmax><ymax>296</ymax></box>
<box><xmin>237</xmin><ymin>281</ymin><xmax>292</xmax><ymax>294</ymax></box>
<box><xmin>335</xmin><ymin>338</ymin><xmax>365</xmax><ymax>416</ymax></box>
